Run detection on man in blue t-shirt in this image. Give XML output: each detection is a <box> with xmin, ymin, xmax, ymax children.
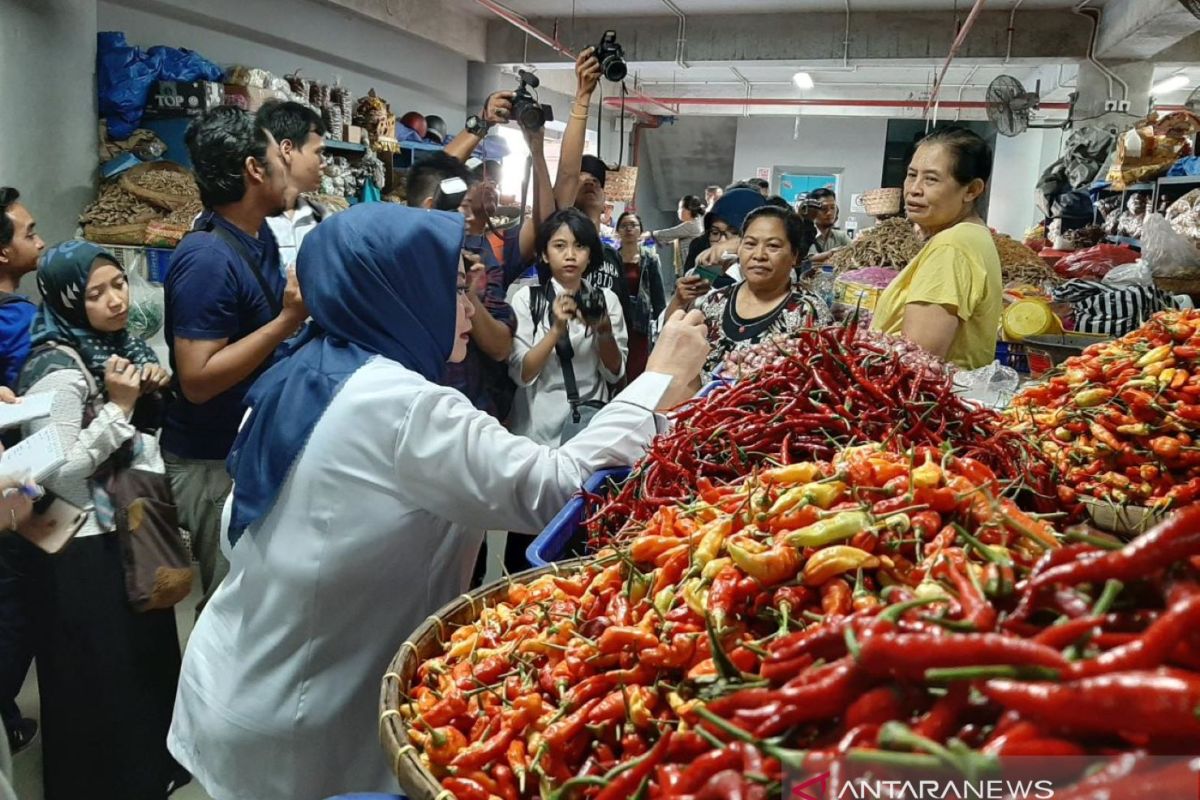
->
<box><xmin>164</xmin><ymin>107</ymin><xmax>307</xmax><ymax>611</ymax></box>
<box><xmin>0</xmin><ymin>186</ymin><xmax>43</xmax><ymax>756</ymax></box>
<box><xmin>0</xmin><ymin>188</ymin><xmax>42</xmax><ymax>388</ymax></box>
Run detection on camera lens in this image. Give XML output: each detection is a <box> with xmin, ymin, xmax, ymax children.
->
<box><xmin>600</xmin><ymin>55</ymin><xmax>627</xmax><ymax>83</ymax></box>
<box><xmin>515</xmin><ymin>101</ymin><xmax>544</xmax><ymax>131</ymax></box>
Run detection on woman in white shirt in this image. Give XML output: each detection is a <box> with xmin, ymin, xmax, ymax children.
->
<box><xmin>16</xmin><ymin>241</ymin><xmax>182</xmax><ymax>800</ymax></box>
<box><xmin>652</xmin><ymin>194</ymin><xmax>705</xmax><ymax>288</ymax></box>
<box><xmin>167</xmin><ymin>204</ymin><xmax>708</xmax><ymax>800</ymax></box>
<box><xmin>507</xmin><ymin>207</ymin><xmax>628</xmax><ymax>447</ymax></box>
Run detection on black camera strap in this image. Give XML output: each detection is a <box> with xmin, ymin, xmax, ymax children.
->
<box><xmin>529</xmin><ymin>283</ymin><xmax>595</xmax><ymax>425</ymax></box>
<box><xmin>204</xmin><ymin>221</ymin><xmax>283</xmax><ymax>317</ymax></box>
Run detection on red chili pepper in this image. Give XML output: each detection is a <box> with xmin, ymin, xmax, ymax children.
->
<box><xmin>981</xmin><ymin>669</ymin><xmax>1200</xmax><ymax>739</ymax></box>
<box><xmin>1068</xmin><ymin>594</ymin><xmax>1200</xmax><ymax>678</ymax></box>
<box><xmin>677</xmin><ymin>748</ymin><xmax>745</xmax><ymax>794</ymax></box>
<box><xmin>594</xmin><ymin>732</ymin><xmax>673</xmax><ymax>800</ymax></box>
<box><xmin>441</xmin><ymin>777</ymin><xmax>489</xmax><ymax>800</ymax></box>
<box><xmin>843</xmin><ymin>686</ymin><xmax>905</xmax><ymax>730</ymax></box>
<box><xmin>597</xmin><ymin>626</ymin><xmax>659</xmax><ymax>655</ymax></box>
<box><xmin>912</xmin><ymin>683</ymin><xmax>970</xmax><ymax>742</ymax></box>
<box><xmin>857</xmin><ymin>631</ymin><xmax>1069</xmax><ymax>681</ymax></box>
<box><xmin>1027</xmin><ymin>505</ymin><xmax>1200</xmax><ymax>597</ymax></box>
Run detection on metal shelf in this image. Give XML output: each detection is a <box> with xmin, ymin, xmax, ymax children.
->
<box><xmin>1159</xmin><ymin>175</ymin><xmax>1200</xmax><ymax>187</ymax></box>
<box><xmin>323</xmin><ymin>138</ymin><xmax>368</xmax><ymax>155</ymax></box>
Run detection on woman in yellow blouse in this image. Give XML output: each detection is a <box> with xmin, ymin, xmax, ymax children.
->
<box><xmin>872</xmin><ymin>127</ymin><xmax>1002</xmax><ymax>369</ymax></box>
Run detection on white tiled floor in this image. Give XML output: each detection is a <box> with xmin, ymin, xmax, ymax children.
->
<box><xmin>10</xmin><ymin>534</ymin><xmax>508</xmax><ymax>800</ymax></box>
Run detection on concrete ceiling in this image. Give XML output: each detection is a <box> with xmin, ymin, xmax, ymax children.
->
<box><xmin>462</xmin><ymin>0</ymin><xmax>1105</xmax><ymax>15</ymax></box>
<box><xmin>470</xmin><ymin>0</ymin><xmax>1199</xmax><ymax>120</ymax></box>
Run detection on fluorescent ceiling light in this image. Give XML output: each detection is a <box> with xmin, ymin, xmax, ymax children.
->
<box><xmin>793</xmin><ymin>72</ymin><xmax>814</xmax><ymax>90</ymax></box>
<box><xmin>1152</xmin><ymin>74</ymin><xmax>1190</xmax><ymax>95</ymax></box>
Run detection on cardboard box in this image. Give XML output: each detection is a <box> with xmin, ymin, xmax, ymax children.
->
<box><xmin>222</xmin><ymin>85</ymin><xmax>287</xmax><ymax>113</ymax></box>
<box><xmin>143</xmin><ymin>80</ymin><xmax>225</xmax><ymax>119</ymax></box>
<box><xmin>344</xmin><ymin>124</ymin><xmax>365</xmax><ymax>144</ymax></box>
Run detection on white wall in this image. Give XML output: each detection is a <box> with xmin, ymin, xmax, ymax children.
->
<box><xmin>988</xmin><ymin>130</ymin><xmax>1047</xmax><ymax>238</ymax></box>
<box><xmin>98</xmin><ymin>0</ymin><xmax>470</xmax><ymax>124</ymax></box>
<box><xmin>0</xmin><ymin>0</ymin><xmax>99</xmax><ymax>250</ymax></box>
<box><xmin>732</xmin><ymin>116</ymin><xmax>889</xmax><ymax>231</ymax></box>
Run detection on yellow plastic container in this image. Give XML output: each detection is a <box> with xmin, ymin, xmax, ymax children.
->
<box><xmin>1003</xmin><ymin>298</ymin><xmax>1062</xmax><ymax>341</ymax></box>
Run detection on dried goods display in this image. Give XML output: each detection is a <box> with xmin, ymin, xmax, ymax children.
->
<box><xmin>388</xmin><ymin>447</ymin><xmax>1200</xmax><ymax>800</ymax></box>
<box><xmin>826</xmin><ymin>218</ymin><xmax>921</xmax><ymax>272</ymax></box>
<box><xmin>1009</xmin><ymin>309</ymin><xmax>1200</xmax><ymax>508</ymax></box>
<box><xmin>992</xmin><ymin>233</ymin><xmax>1061</xmax><ymax>287</ymax></box>
<box><xmin>79</xmin><ymin>182</ymin><xmax>160</xmax><ymax>228</ymax></box>
<box><xmin>581</xmin><ymin>326</ymin><xmax>1052</xmax><ymax>548</ymax></box>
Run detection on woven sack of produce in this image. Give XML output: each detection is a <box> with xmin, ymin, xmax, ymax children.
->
<box><xmin>120</xmin><ymin>161</ymin><xmax>200</xmax><ymax>211</ymax></box>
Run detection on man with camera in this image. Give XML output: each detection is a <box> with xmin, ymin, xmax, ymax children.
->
<box><xmin>805</xmin><ymin>188</ymin><xmax>852</xmax><ymax>263</ymax></box>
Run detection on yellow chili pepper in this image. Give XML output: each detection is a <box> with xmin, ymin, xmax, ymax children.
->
<box><xmin>910</xmin><ymin>458</ymin><xmax>943</xmax><ymax>489</ymax></box>
<box><xmin>726</xmin><ymin>535</ymin><xmax>802</xmax><ymax>587</ymax></box>
<box><xmin>759</xmin><ymin>461</ymin><xmax>823</xmax><ymax>486</ymax></box>
<box><xmin>1074</xmin><ymin>387</ymin><xmax>1114</xmax><ymax>408</ymax></box>
<box><xmin>1136</xmin><ymin>344</ymin><xmax>1173</xmax><ymax>367</ymax></box>
<box><xmin>701</xmin><ymin>556</ymin><xmax>732</xmax><ymax>582</ymax></box>
<box><xmin>692</xmin><ymin>517</ymin><xmax>731</xmax><ymax>570</ymax></box>
<box><xmin>653</xmin><ymin>586</ymin><xmax>676</xmax><ymax>617</ymax></box>
<box><xmin>1117</xmin><ymin>422</ymin><xmax>1151</xmax><ymax>437</ymax></box>
<box><xmin>1159</xmin><ymin>368</ymin><xmax>1178</xmax><ymax>387</ymax></box>
<box><xmin>765</xmin><ymin>480</ymin><xmax>845</xmax><ymax>516</ymax></box>
<box><xmin>445</xmin><ymin>630</ymin><xmax>479</xmax><ymax>661</ymax></box>
<box><xmin>1173</xmin><ymin>369</ymin><xmax>1190</xmax><ymax>390</ymax></box>
<box><xmin>1053</xmin><ymin>426</ymin><xmax>1074</xmax><ymax>442</ymax></box>
<box><xmin>680</xmin><ymin>578</ymin><xmax>708</xmax><ymax>618</ymax></box>
<box><xmin>627</xmin><ymin>686</ymin><xmax>654</xmax><ymax>729</ymax></box>
<box><xmin>802</xmin><ymin>545</ymin><xmax>880</xmax><ymax>586</ymax></box>
<box><xmin>784</xmin><ymin>510</ymin><xmax>871</xmax><ymax>548</ymax></box>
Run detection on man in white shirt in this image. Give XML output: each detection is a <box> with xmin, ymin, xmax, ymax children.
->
<box><xmin>259</xmin><ymin>102</ymin><xmax>329</xmax><ymax>274</ymax></box>
<box><xmin>806</xmin><ymin>188</ymin><xmax>853</xmax><ymax>262</ymax></box>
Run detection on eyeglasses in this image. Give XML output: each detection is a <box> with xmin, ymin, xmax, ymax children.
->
<box><xmin>618</xmin><ymin>223</ymin><xmax>642</xmax><ymax>231</ymax></box>
<box><xmin>709</xmin><ymin>228</ymin><xmax>734</xmax><ymax>241</ymax></box>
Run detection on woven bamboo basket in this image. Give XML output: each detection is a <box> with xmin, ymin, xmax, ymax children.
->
<box><xmin>1154</xmin><ymin>276</ymin><xmax>1200</xmax><ymax>299</ymax></box>
<box><xmin>120</xmin><ymin>162</ymin><xmax>197</xmax><ymax>211</ymax></box>
<box><xmin>862</xmin><ymin>188</ymin><xmax>902</xmax><ymax>216</ymax></box>
<box><xmin>379</xmin><ymin>558</ymin><xmax>593</xmax><ymax>800</ymax></box>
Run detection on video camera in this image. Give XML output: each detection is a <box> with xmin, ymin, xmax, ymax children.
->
<box><xmin>512</xmin><ymin>70</ymin><xmax>554</xmax><ymax>132</ymax></box>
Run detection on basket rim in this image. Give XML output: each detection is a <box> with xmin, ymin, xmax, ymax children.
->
<box><xmin>378</xmin><ymin>557</ymin><xmax>594</xmax><ymax>800</ymax></box>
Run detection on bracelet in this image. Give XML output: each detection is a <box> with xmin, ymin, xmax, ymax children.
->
<box><xmin>570</xmin><ymin>111</ymin><xmax>589</xmax><ymax>120</ymax></box>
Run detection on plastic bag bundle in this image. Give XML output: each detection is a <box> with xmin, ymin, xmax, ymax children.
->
<box><xmin>1054</xmin><ymin>243</ymin><xmax>1140</xmax><ymax>280</ymax></box>
<box><xmin>1142</xmin><ymin>213</ymin><xmax>1200</xmax><ymax>277</ymax></box>
<box><xmin>126</xmin><ymin>270</ymin><xmax>165</xmax><ymax>339</ymax></box>
<box><xmin>1167</xmin><ymin>189</ymin><xmax>1200</xmax><ymax>243</ymax></box>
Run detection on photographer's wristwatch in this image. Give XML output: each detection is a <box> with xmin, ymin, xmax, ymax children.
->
<box><xmin>465</xmin><ymin>115</ymin><xmax>490</xmax><ymax>137</ymax></box>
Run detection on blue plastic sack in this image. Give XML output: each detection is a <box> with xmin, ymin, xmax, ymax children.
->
<box><xmin>1168</xmin><ymin>156</ymin><xmax>1200</xmax><ymax>177</ymax></box>
<box><xmin>148</xmin><ymin>45</ymin><xmax>223</xmax><ymax>82</ymax></box>
<box><xmin>98</xmin><ymin>31</ymin><xmax>162</xmax><ymax>140</ymax></box>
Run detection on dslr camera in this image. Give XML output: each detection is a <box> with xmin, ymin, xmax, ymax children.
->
<box><xmin>595</xmin><ymin>30</ymin><xmax>627</xmax><ymax>82</ymax></box>
<box><xmin>573</xmin><ymin>282</ymin><xmax>608</xmax><ymax>327</ymax></box>
<box><xmin>512</xmin><ymin>70</ymin><xmax>554</xmax><ymax>132</ymax></box>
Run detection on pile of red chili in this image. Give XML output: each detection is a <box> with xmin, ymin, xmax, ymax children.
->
<box><xmin>1009</xmin><ymin>308</ymin><xmax>1200</xmax><ymax>508</ymax></box>
<box><xmin>584</xmin><ymin>325</ymin><xmax>1053</xmax><ymax>550</ymax></box>
<box><xmin>396</xmin><ymin>445</ymin><xmax>1200</xmax><ymax>799</ymax></box>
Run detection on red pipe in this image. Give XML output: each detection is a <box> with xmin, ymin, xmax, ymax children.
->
<box><xmin>472</xmin><ymin>0</ymin><xmax>671</xmax><ymax>121</ymax></box>
<box><xmin>924</xmin><ymin>0</ymin><xmax>988</xmax><ymax>118</ymax></box>
<box><xmin>604</xmin><ymin>96</ymin><xmax>1072</xmax><ymax>110</ymax></box>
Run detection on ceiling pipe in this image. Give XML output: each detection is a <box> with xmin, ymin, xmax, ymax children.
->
<box><xmin>604</xmin><ymin>96</ymin><xmax>1072</xmax><ymax>110</ymax></box>
<box><xmin>956</xmin><ymin>65</ymin><xmax>982</xmax><ymax>121</ymax></box>
<box><xmin>729</xmin><ymin>67</ymin><xmax>753</xmax><ymax>117</ymax></box>
<box><xmin>660</xmin><ymin>0</ymin><xmax>691</xmax><ymax>70</ymax></box>
<box><xmin>924</xmin><ymin>0</ymin><xmax>988</xmax><ymax>118</ymax></box>
<box><xmin>843</xmin><ymin>0</ymin><xmax>852</xmax><ymax>68</ymax></box>
<box><xmin>1004</xmin><ymin>0</ymin><xmax>1025</xmax><ymax>64</ymax></box>
<box><xmin>1072</xmin><ymin>1</ymin><xmax>1129</xmax><ymax>102</ymax></box>
<box><xmin>471</xmin><ymin>0</ymin><xmax>673</xmax><ymax>119</ymax></box>
<box><xmin>642</xmin><ymin>80</ymin><xmax>1000</xmax><ymax>89</ymax></box>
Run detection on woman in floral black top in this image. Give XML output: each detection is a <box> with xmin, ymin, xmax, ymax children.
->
<box><xmin>695</xmin><ymin>206</ymin><xmax>830</xmax><ymax>380</ymax></box>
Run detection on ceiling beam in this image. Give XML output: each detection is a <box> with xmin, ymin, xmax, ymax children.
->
<box><xmin>1094</xmin><ymin>0</ymin><xmax>1200</xmax><ymax>61</ymax></box>
<box><xmin>485</xmin><ymin>9</ymin><xmax>1092</xmax><ymax>69</ymax></box>
<box><xmin>308</xmin><ymin>0</ymin><xmax>487</xmax><ymax>61</ymax></box>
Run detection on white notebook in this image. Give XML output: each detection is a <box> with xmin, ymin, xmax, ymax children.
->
<box><xmin>1</xmin><ymin>426</ymin><xmax>68</xmax><ymax>483</ymax></box>
<box><xmin>0</xmin><ymin>393</ymin><xmax>54</xmax><ymax>431</ymax></box>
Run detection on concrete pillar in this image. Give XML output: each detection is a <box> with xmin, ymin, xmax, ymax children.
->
<box><xmin>1074</xmin><ymin>60</ymin><xmax>1154</xmax><ymax>137</ymax></box>
<box><xmin>0</xmin><ymin>0</ymin><xmax>99</xmax><ymax>247</ymax></box>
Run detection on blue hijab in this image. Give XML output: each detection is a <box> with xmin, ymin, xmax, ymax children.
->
<box><xmin>226</xmin><ymin>204</ymin><xmax>464</xmax><ymax>546</ymax></box>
